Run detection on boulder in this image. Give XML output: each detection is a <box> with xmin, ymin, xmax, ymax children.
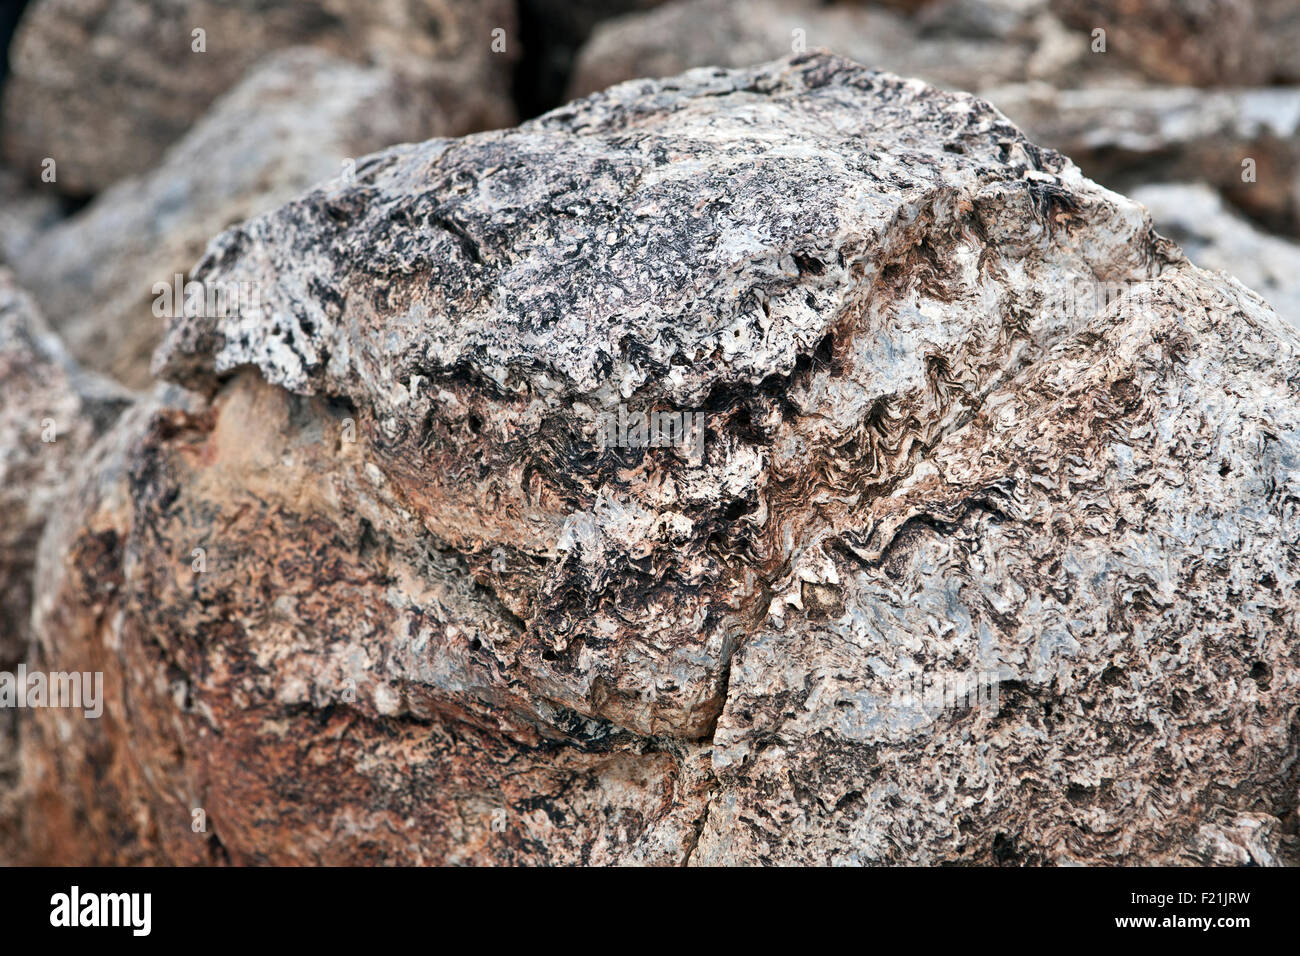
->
<box><xmin>1134</xmin><ymin>181</ymin><xmax>1300</xmax><ymax>329</ymax></box>
<box><xmin>568</xmin><ymin>0</ymin><xmax>1300</xmax><ymax>238</ymax></box>
<box><xmin>0</xmin><ymin>270</ymin><xmax>129</xmax><ymax>863</ymax></box>
<box><xmin>695</xmin><ymin>264</ymin><xmax>1300</xmax><ymax>864</ymax></box>
<box><xmin>1048</xmin><ymin>0</ymin><xmax>1267</xmax><ymax>86</ymax></box>
<box><xmin>0</xmin><ymin>168</ymin><xmax>61</xmax><ymax>267</ymax></box>
<box><xmin>989</xmin><ymin>83</ymin><xmax>1300</xmax><ymax>237</ymax></box>
<box><xmin>2</xmin><ymin>0</ymin><xmax>517</xmax><ymax>196</ymax></box>
<box><xmin>24</xmin><ymin>53</ymin><xmax>1300</xmax><ymax>865</ymax></box>
<box><xmin>0</xmin><ymin>271</ymin><xmax>129</xmax><ymax>666</ymax></box>
<box><xmin>569</xmin><ymin>0</ymin><xmax>1100</xmax><ymax>100</ymax></box>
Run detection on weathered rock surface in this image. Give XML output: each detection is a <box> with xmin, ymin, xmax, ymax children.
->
<box><xmin>1134</xmin><ymin>182</ymin><xmax>1300</xmax><ymax>330</ymax></box>
<box><xmin>0</xmin><ymin>270</ymin><xmax>129</xmax><ymax>864</ymax></box>
<box><xmin>23</xmin><ymin>53</ymin><xmax>1300</xmax><ymax>865</ymax></box>
<box><xmin>3</xmin><ymin>0</ymin><xmax>517</xmax><ymax>196</ymax></box>
<box><xmin>695</xmin><ymin>265</ymin><xmax>1300</xmax><ymax>864</ymax></box>
<box><xmin>9</xmin><ymin>47</ymin><xmax>433</xmax><ymax>389</ymax></box>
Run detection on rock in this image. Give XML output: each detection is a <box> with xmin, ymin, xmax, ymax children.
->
<box><xmin>23</xmin><ymin>377</ymin><xmax>716</xmax><ymax>864</ymax></box>
<box><xmin>1048</xmin><ymin>0</ymin><xmax>1266</xmax><ymax>86</ymax></box>
<box><xmin>0</xmin><ymin>270</ymin><xmax>129</xmax><ymax>865</ymax></box>
<box><xmin>25</xmin><ymin>53</ymin><xmax>1300</xmax><ymax>865</ymax></box>
<box><xmin>988</xmin><ymin>82</ymin><xmax>1300</xmax><ymax>237</ymax></box>
<box><xmin>2</xmin><ymin>0</ymin><xmax>517</xmax><ymax>196</ymax></box>
<box><xmin>567</xmin><ymin>0</ymin><xmax>1143</xmax><ymax>101</ymax></box>
<box><xmin>694</xmin><ymin>265</ymin><xmax>1300</xmax><ymax>864</ymax></box>
<box><xmin>1258</xmin><ymin>0</ymin><xmax>1300</xmax><ymax>83</ymax></box>
<box><xmin>0</xmin><ymin>271</ymin><xmax>129</xmax><ymax>667</ymax></box>
<box><xmin>8</xmin><ymin>48</ymin><xmax>435</xmax><ymax>389</ymax></box>
<box><xmin>1133</xmin><ymin>182</ymin><xmax>1300</xmax><ymax>330</ymax></box>
<box><xmin>573</xmin><ymin>0</ymin><xmax>1289</xmax><ymax>96</ymax></box>
<box><xmin>0</xmin><ymin>168</ymin><xmax>62</xmax><ymax>268</ymax></box>
<box><xmin>568</xmin><ymin>0</ymin><xmax>1300</xmax><ymax>239</ymax></box>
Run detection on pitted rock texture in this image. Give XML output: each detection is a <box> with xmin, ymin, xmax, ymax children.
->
<box><xmin>695</xmin><ymin>266</ymin><xmax>1300</xmax><ymax>865</ymax></box>
<box><xmin>156</xmin><ymin>52</ymin><xmax>1163</xmax><ymax>743</ymax></box>
<box><xmin>23</xmin><ymin>53</ymin><xmax>1300</xmax><ymax>865</ymax></box>
<box><xmin>2</xmin><ymin>0</ymin><xmax>517</xmax><ymax>196</ymax></box>
<box><xmin>10</xmin><ymin>47</ymin><xmax>433</xmax><ymax>389</ymax></box>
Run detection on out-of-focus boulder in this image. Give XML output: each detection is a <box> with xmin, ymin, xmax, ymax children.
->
<box><xmin>989</xmin><ymin>83</ymin><xmax>1300</xmax><ymax>236</ymax></box>
<box><xmin>0</xmin><ymin>270</ymin><xmax>129</xmax><ymax>865</ymax></box>
<box><xmin>2</xmin><ymin>0</ymin><xmax>517</xmax><ymax>195</ymax></box>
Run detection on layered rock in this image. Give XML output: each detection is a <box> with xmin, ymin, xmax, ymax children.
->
<box><xmin>695</xmin><ymin>265</ymin><xmax>1300</xmax><ymax>864</ymax></box>
<box><xmin>9</xmin><ymin>47</ymin><xmax>434</xmax><ymax>389</ymax></box>
<box><xmin>23</xmin><ymin>53</ymin><xmax>1300</xmax><ymax>865</ymax></box>
<box><xmin>3</xmin><ymin>0</ymin><xmax>517</xmax><ymax>196</ymax></box>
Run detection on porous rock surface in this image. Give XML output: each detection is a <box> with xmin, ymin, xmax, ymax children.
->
<box><xmin>3</xmin><ymin>0</ymin><xmax>517</xmax><ymax>196</ymax></box>
<box><xmin>22</xmin><ymin>53</ymin><xmax>1300</xmax><ymax>865</ymax></box>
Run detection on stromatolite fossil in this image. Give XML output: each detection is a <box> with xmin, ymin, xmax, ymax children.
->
<box><xmin>13</xmin><ymin>52</ymin><xmax>1300</xmax><ymax>865</ymax></box>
